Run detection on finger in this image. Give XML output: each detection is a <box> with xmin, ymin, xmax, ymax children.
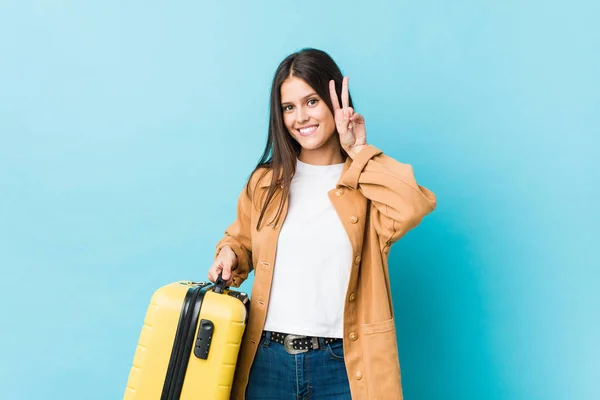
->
<box><xmin>208</xmin><ymin>269</ymin><xmax>217</xmax><ymax>283</ymax></box>
<box><xmin>347</xmin><ymin>107</ymin><xmax>354</xmax><ymax>117</ymax></box>
<box><xmin>208</xmin><ymin>262</ymin><xmax>223</xmax><ymax>282</ymax></box>
<box><xmin>329</xmin><ymin>79</ymin><xmax>341</xmax><ymax>111</ymax></box>
<box><xmin>221</xmin><ymin>263</ymin><xmax>232</xmax><ymax>280</ymax></box>
<box><xmin>350</xmin><ymin>112</ymin><xmax>363</xmax><ymax>122</ymax></box>
<box><xmin>216</xmin><ymin>263</ymin><xmax>234</xmax><ymax>286</ymax></box>
<box><xmin>342</xmin><ymin>76</ymin><xmax>349</xmax><ymax>109</ymax></box>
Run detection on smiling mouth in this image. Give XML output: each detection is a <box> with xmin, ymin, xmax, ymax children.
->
<box><xmin>297</xmin><ymin>125</ymin><xmax>318</xmax><ymax>136</ymax></box>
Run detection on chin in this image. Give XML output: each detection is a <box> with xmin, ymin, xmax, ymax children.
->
<box><xmin>296</xmin><ymin>137</ymin><xmax>327</xmax><ymax>150</ymax></box>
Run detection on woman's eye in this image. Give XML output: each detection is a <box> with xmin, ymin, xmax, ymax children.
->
<box><xmin>308</xmin><ymin>99</ymin><xmax>318</xmax><ymax>106</ymax></box>
<box><xmin>283</xmin><ymin>105</ymin><xmax>293</xmax><ymax>112</ymax></box>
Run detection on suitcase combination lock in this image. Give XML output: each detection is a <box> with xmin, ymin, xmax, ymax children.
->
<box><xmin>193</xmin><ymin>319</ymin><xmax>214</xmax><ymax>359</ymax></box>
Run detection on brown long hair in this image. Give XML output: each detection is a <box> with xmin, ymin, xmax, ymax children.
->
<box><xmin>246</xmin><ymin>48</ymin><xmax>354</xmax><ymax>230</ymax></box>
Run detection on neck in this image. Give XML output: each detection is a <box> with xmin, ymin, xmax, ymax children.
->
<box><xmin>298</xmin><ymin>149</ymin><xmax>345</xmax><ymax>165</ymax></box>
<box><xmin>298</xmin><ymin>140</ymin><xmax>345</xmax><ymax>165</ymax></box>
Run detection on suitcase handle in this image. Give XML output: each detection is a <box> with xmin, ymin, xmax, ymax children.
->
<box><xmin>214</xmin><ymin>272</ymin><xmax>227</xmax><ymax>294</ymax></box>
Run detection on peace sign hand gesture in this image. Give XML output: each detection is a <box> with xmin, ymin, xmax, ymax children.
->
<box><xmin>329</xmin><ymin>76</ymin><xmax>367</xmax><ymax>158</ymax></box>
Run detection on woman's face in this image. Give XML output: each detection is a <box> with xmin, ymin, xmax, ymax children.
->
<box><xmin>280</xmin><ymin>76</ymin><xmax>338</xmax><ymax>154</ymax></box>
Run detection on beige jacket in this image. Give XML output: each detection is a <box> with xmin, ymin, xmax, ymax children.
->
<box><xmin>215</xmin><ymin>145</ymin><xmax>436</xmax><ymax>399</ymax></box>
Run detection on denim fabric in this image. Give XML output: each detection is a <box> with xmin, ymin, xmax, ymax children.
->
<box><xmin>245</xmin><ymin>332</ymin><xmax>352</xmax><ymax>400</ymax></box>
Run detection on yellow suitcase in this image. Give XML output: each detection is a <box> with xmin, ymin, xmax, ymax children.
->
<box><xmin>123</xmin><ymin>279</ymin><xmax>249</xmax><ymax>400</ymax></box>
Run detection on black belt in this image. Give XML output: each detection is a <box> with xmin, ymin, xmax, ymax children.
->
<box><xmin>262</xmin><ymin>331</ymin><xmax>341</xmax><ymax>355</ymax></box>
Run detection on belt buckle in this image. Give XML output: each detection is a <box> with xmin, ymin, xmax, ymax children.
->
<box><xmin>284</xmin><ymin>334</ymin><xmax>308</xmax><ymax>355</ymax></box>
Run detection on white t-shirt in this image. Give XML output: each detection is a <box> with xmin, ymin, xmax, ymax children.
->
<box><xmin>262</xmin><ymin>158</ymin><xmax>353</xmax><ymax>338</ymax></box>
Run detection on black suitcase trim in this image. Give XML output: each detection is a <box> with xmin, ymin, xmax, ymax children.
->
<box><xmin>161</xmin><ymin>283</ymin><xmax>209</xmax><ymax>400</ymax></box>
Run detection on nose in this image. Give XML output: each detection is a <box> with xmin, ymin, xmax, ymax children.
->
<box><xmin>295</xmin><ymin>107</ymin><xmax>308</xmax><ymax>124</ymax></box>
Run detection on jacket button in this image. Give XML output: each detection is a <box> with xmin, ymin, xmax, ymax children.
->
<box><xmin>335</xmin><ymin>189</ymin><xmax>344</xmax><ymax>197</ymax></box>
<box><xmin>349</xmin><ymin>293</ymin><xmax>356</xmax><ymax>302</ymax></box>
<box><xmin>349</xmin><ymin>332</ymin><xmax>358</xmax><ymax>341</ymax></box>
<box><xmin>349</xmin><ymin>215</ymin><xmax>359</xmax><ymax>224</ymax></box>
<box><xmin>354</xmin><ymin>255</ymin><xmax>361</xmax><ymax>264</ymax></box>
<box><xmin>355</xmin><ymin>371</ymin><xmax>363</xmax><ymax>380</ymax></box>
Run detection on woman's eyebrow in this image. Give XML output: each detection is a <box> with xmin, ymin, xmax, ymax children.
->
<box><xmin>281</xmin><ymin>92</ymin><xmax>318</xmax><ymax>106</ymax></box>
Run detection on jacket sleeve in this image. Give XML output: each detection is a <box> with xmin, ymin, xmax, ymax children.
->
<box><xmin>214</xmin><ymin>182</ymin><xmax>254</xmax><ymax>287</ymax></box>
<box><xmin>339</xmin><ymin>145</ymin><xmax>436</xmax><ymax>249</ymax></box>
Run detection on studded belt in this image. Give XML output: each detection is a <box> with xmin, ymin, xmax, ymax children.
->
<box><xmin>262</xmin><ymin>331</ymin><xmax>342</xmax><ymax>355</ymax></box>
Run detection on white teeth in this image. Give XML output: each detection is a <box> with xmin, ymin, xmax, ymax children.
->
<box><xmin>299</xmin><ymin>125</ymin><xmax>317</xmax><ymax>134</ymax></box>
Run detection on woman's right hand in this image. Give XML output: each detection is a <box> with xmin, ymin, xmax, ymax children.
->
<box><xmin>208</xmin><ymin>246</ymin><xmax>238</xmax><ymax>286</ymax></box>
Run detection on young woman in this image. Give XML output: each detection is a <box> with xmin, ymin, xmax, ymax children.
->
<box><xmin>208</xmin><ymin>48</ymin><xmax>436</xmax><ymax>400</ymax></box>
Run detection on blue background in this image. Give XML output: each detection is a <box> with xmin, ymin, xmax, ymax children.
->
<box><xmin>1</xmin><ymin>1</ymin><xmax>598</xmax><ymax>399</ymax></box>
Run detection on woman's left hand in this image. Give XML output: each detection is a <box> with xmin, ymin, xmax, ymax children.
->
<box><xmin>329</xmin><ymin>76</ymin><xmax>367</xmax><ymax>158</ymax></box>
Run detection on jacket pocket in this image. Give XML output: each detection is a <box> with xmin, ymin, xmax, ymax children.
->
<box><xmin>360</xmin><ymin>318</ymin><xmax>403</xmax><ymax>399</ymax></box>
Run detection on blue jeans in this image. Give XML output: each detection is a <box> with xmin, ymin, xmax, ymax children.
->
<box><xmin>245</xmin><ymin>331</ymin><xmax>352</xmax><ymax>400</ymax></box>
